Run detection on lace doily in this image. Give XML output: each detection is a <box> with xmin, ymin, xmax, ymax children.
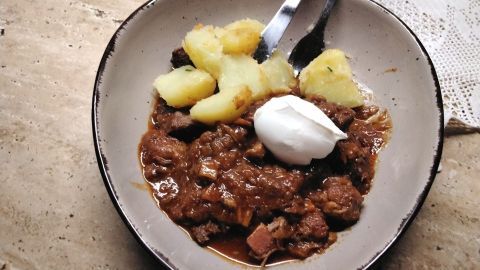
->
<box><xmin>377</xmin><ymin>0</ymin><xmax>480</xmax><ymax>131</ymax></box>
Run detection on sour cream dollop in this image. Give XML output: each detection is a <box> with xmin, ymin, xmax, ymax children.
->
<box><xmin>253</xmin><ymin>95</ymin><xmax>348</xmax><ymax>165</ymax></box>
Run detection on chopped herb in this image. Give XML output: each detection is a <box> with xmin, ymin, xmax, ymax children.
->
<box><xmin>185</xmin><ymin>68</ymin><xmax>193</xmax><ymax>72</ymax></box>
<box><xmin>327</xmin><ymin>66</ymin><xmax>333</xmax><ymax>72</ymax></box>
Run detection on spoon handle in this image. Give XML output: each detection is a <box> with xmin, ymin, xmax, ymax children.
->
<box><xmin>253</xmin><ymin>0</ymin><xmax>302</xmax><ymax>63</ymax></box>
<box><xmin>311</xmin><ymin>0</ymin><xmax>336</xmax><ymax>36</ymax></box>
<box><xmin>288</xmin><ymin>0</ymin><xmax>337</xmax><ymax>76</ymax></box>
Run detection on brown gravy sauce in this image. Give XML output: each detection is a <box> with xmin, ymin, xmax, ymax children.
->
<box><xmin>139</xmin><ymin>96</ymin><xmax>391</xmax><ymax>266</ymax></box>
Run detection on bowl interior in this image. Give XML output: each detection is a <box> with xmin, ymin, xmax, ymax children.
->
<box><xmin>93</xmin><ymin>0</ymin><xmax>443</xmax><ymax>269</ymax></box>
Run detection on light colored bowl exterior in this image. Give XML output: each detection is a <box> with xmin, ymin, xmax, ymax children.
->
<box><xmin>92</xmin><ymin>0</ymin><xmax>443</xmax><ymax>269</ymax></box>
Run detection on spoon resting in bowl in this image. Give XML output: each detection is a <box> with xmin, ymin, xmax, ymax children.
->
<box><xmin>289</xmin><ymin>0</ymin><xmax>338</xmax><ymax>76</ymax></box>
<box><xmin>253</xmin><ymin>0</ymin><xmax>303</xmax><ymax>63</ymax></box>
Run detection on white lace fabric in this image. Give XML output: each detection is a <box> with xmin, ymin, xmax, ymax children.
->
<box><xmin>377</xmin><ymin>0</ymin><xmax>480</xmax><ymax>130</ymax></box>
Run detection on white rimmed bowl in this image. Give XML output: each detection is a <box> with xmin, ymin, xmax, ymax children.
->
<box><xmin>92</xmin><ymin>0</ymin><xmax>443</xmax><ymax>269</ymax></box>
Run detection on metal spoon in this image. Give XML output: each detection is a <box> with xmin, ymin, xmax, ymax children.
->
<box><xmin>253</xmin><ymin>0</ymin><xmax>303</xmax><ymax>63</ymax></box>
<box><xmin>289</xmin><ymin>0</ymin><xmax>337</xmax><ymax>76</ymax></box>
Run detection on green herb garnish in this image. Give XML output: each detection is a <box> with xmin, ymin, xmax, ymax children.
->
<box><xmin>327</xmin><ymin>66</ymin><xmax>333</xmax><ymax>72</ymax></box>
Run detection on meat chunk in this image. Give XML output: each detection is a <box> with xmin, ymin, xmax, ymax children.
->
<box><xmin>348</xmin><ymin>119</ymin><xmax>386</xmax><ymax>151</ymax></box>
<box><xmin>191</xmin><ymin>221</ymin><xmax>222</xmax><ymax>245</ymax></box>
<box><xmin>334</xmin><ymin>119</ymin><xmax>383</xmax><ymax>186</ymax></box>
<box><xmin>308</xmin><ymin>96</ymin><xmax>356</xmax><ymax>129</ymax></box>
<box><xmin>153</xmin><ymin>100</ymin><xmax>189</xmax><ymax>131</ymax></box>
<box><xmin>168</xmin><ymin>112</ymin><xmax>195</xmax><ymax>131</ymax></box>
<box><xmin>354</xmin><ymin>105</ymin><xmax>380</xmax><ymax>120</ymax></box>
<box><xmin>247</xmin><ymin>224</ymin><xmax>276</xmax><ymax>258</ymax></box>
<box><xmin>336</xmin><ymin>111</ymin><xmax>356</xmax><ymax>128</ymax></box>
<box><xmin>314</xmin><ymin>176</ymin><xmax>363</xmax><ymax>222</ymax></box>
<box><xmin>337</xmin><ymin>140</ymin><xmax>366</xmax><ymax>163</ymax></box>
<box><xmin>248</xmin><ymin>165</ymin><xmax>305</xmax><ymax>197</ymax></box>
<box><xmin>287</xmin><ymin>241</ymin><xmax>322</xmax><ymax>258</ymax></box>
<box><xmin>284</xmin><ymin>195</ymin><xmax>308</xmax><ymax>215</ymax></box>
<box><xmin>245</xmin><ymin>140</ymin><xmax>266</xmax><ymax>160</ymax></box>
<box><xmin>267</xmin><ymin>217</ymin><xmax>294</xmax><ymax>239</ymax></box>
<box><xmin>190</xmin><ymin>124</ymin><xmax>248</xmax><ymax>168</ymax></box>
<box><xmin>171</xmin><ymin>47</ymin><xmax>194</xmax><ymax>68</ymax></box>
<box><xmin>297</xmin><ymin>210</ymin><xmax>329</xmax><ymax>240</ymax></box>
<box><xmin>153</xmin><ymin>99</ymin><xmax>206</xmax><ymax>141</ymax></box>
<box><xmin>140</xmin><ymin>129</ymin><xmax>188</xmax><ymax>177</ymax></box>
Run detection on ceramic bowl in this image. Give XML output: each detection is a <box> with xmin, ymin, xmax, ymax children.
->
<box><xmin>92</xmin><ymin>0</ymin><xmax>443</xmax><ymax>269</ymax></box>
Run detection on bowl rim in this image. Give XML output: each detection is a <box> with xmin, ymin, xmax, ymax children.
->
<box><xmin>91</xmin><ymin>0</ymin><xmax>444</xmax><ymax>269</ymax></box>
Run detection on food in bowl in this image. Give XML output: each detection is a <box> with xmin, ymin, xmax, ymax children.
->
<box><xmin>139</xmin><ymin>19</ymin><xmax>391</xmax><ymax>266</ymax></box>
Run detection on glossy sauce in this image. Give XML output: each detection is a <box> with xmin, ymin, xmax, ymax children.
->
<box><xmin>139</xmin><ymin>96</ymin><xmax>391</xmax><ymax>266</ymax></box>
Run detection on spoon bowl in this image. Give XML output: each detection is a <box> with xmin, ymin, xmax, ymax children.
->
<box><xmin>289</xmin><ymin>0</ymin><xmax>337</xmax><ymax>75</ymax></box>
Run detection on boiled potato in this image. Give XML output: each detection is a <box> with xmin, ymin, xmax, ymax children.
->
<box><xmin>219</xmin><ymin>19</ymin><xmax>265</xmax><ymax>55</ymax></box>
<box><xmin>153</xmin><ymin>65</ymin><xmax>216</xmax><ymax>108</ymax></box>
<box><xmin>183</xmin><ymin>25</ymin><xmax>223</xmax><ymax>78</ymax></box>
<box><xmin>299</xmin><ymin>49</ymin><xmax>364</xmax><ymax>108</ymax></box>
<box><xmin>190</xmin><ymin>86</ymin><xmax>253</xmax><ymax>124</ymax></box>
<box><xmin>261</xmin><ymin>51</ymin><xmax>296</xmax><ymax>94</ymax></box>
<box><xmin>218</xmin><ymin>54</ymin><xmax>270</xmax><ymax>100</ymax></box>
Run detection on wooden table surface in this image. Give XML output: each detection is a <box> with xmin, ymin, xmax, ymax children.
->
<box><xmin>1</xmin><ymin>0</ymin><xmax>479</xmax><ymax>269</ymax></box>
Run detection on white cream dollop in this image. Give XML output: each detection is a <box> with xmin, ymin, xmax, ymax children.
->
<box><xmin>253</xmin><ymin>95</ymin><xmax>348</xmax><ymax>165</ymax></box>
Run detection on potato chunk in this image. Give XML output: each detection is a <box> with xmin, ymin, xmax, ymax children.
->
<box><xmin>219</xmin><ymin>19</ymin><xmax>265</xmax><ymax>55</ymax></box>
<box><xmin>261</xmin><ymin>51</ymin><xmax>296</xmax><ymax>94</ymax></box>
<box><xmin>153</xmin><ymin>65</ymin><xmax>216</xmax><ymax>108</ymax></box>
<box><xmin>190</xmin><ymin>86</ymin><xmax>253</xmax><ymax>124</ymax></box>
<box><xmin>218</xmin><ymin>54</ymin><xmax>269</xmax><ymax>100</ymax></box>
<box><xmin>183</xmin><ymin>25</ymin><xmax>223</xmax><ymax>78</ymax></box>
<box><xmin>299</xmin><ymin>49</ymin><xmax>364</xmax><ymax>108</ymax></box>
